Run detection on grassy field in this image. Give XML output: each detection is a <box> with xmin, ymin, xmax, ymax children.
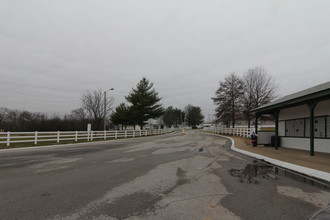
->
<box><xmin>0</xmin><ymin>131</ymin><xmax>173</xmax><ymax>150</ymax></box>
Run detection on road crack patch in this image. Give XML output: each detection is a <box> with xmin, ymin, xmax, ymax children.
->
<box><xmin>93</xmin><ymin>191</ymin><xmax>161</xmax><ymax>219</ymax></box>
<box><xmin>160</xmin><ymin>193</ymin><xmax>231</xmax><ymax>209</ymax></box>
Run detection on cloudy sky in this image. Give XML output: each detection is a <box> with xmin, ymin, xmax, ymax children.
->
<box><xmin>1</xmin><ymin>0</ymin><xmax>329</xmax><ymax>119</ymax></box>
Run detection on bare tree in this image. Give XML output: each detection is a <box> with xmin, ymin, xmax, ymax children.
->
<box><xmin>212</xmin><ymin>73</ymin><xmax>245</xmax><ymax>128</ymax></box>
<box><xmin>81</xmin><ymin>89</ymin><xmax>113</xmax><ymax>130</ymax></box>
<box><xmin>70</xmin><ymin>108</ymin><xmax>87</xmax><ymax>120</ymax></box>
<box><xmin>0</xmin><ymin>108</ymin><xmax>9</xmax><ymax>128</ymax></box>
<box><xmin>242</xmin><ymin>67</ymin><xmax>278</xmax><ymax>127</ymax></box>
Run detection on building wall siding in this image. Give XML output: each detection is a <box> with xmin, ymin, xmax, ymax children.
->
<box><xmin>277</xmin><ymin>99</ymin><xmax>330</xmax><ymax>153</ymax></box>
<box><xmin>280</xmin><ymin>137</ymin><xmax>330</xmax><ymax>153</ymax></box>
<box><xmin>280</xmin><ymin>137</ymin><xmax>310</xmax><ymax>151</ymax></box>
<box><xmin>279</xmin><ymin>121</ymin><xmax>285</xmax><ymax>136</ymax></box>
<box><xmin>315</xmin><ymin>139</ymin><xmax>330</xmax><ymax>153</ymax></box>
<box><xmin>279</xmin><ymin>105</ymin><xmax>309</xmax><ymax>120</ymax></box>
<box><xmin>315</xmin><ymin>99</ymin><xmax>330</xmax><ymax>116</ymax></box>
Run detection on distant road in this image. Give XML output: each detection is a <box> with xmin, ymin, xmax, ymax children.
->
<box><xmin>0</xmin><ymin>130</ymin><xmax>327</xmax><ymax>220</ymax></box>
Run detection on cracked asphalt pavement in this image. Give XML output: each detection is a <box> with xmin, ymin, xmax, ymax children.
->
<box><xmin>0</xmin><ymin>130</ymin><xmax>329</xmax><ymax>220</ymax></box>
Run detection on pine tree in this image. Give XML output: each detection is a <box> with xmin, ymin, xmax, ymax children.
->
<box><xmin>185</xmin><ymin>105</ymin><xmax>204</xmax><ymax>127</ymax></box>
<box><xmin>110</xmin><ymin>103</ymin><xmax>131</xmax><ymax>130</ymax></box>
<box><xmin>126</xmin><ymin>77</ymin><xmax>164</xmax><ymax>129</ymax></box>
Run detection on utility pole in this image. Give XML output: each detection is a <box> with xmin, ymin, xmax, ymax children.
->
<box><xmin>104</xmin><ymin>88</ymin><xmax>114</xmax><ymax>131</ymax></box>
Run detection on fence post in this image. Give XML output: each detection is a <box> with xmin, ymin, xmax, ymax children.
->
<box><xmin>57</xmin><ymin>131</ymin><xmax>60</xmax><ymax>143</ymax></box>
<box><xmin>133</xmin><ymin>130</ymin><xmax>135</xmax><ymax>138</ymax></box>
<box><xmin>91</xmin><ymin>131</ymin><xmax>93</xmax><ymax>141</ymax></box>
<box><xmin>75</xmin><ymin>131</ymin><xmax>78</xmax><ymax>142</ymax></box>
<box><xmin>140</xmin><ymin>130</ymin><xmax>142</xmax><ymax>137</ymax></box>
<box><xmin>115</xmin><ymin>130</ymin><xmax>117</xmax><ymax>139</ymax></box>
<box><xmin>145</xmin><ymin>130</ymin><xmax>147</xmax><ymax>136</ymax></box>
<box><xmin>7</xmin><ymin>131</ymin><xmax>10</xmax><ymax>147</ymax></box>
<box><xmin>104</xmin><ymin>130</ymin><xmax>106</xmax><ymax>140</ymax></box>
<box><xmin>125</xmin><ymin>130</ymin><xmax>127</xmax><ymax>138</ymax></box>
<box><xmin>34</xmin><ymin>131</ymin><xmax>38</xmax><ymax>145</ymax></box>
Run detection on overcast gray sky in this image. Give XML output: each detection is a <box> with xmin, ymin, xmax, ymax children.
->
<box><xmin>1</xmin><ymin>0</ymin><xmax>330</xmax><ymax>119</ymax></box>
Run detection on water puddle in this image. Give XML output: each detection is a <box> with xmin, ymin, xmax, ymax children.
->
<box><xmin>229</xmin><ymin>160</ymin><xmax>275</xmax><ymax>184</ymax></box>
<box><xmin>229</xmin><ymin>160</ymin><xmax>329</xmax><ymax>189</ymax></box>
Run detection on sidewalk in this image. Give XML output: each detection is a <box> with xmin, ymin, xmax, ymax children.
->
<box><xmin>203</xmin><ymin>132</ymin><xmax>330</xmax><ymax>182</ymax></box>
<box><xmin>231</xmin><ymin>136</ymin><xmax>330</xmax><ymax>173</ymax></box>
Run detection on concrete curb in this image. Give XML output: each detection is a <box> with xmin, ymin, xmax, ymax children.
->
<box><xmin>202</xmin><ymin>132</ymin><xmax>330</xmax><ymax>183</ymax></box>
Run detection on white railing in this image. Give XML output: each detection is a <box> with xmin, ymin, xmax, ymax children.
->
<box><xmin>203</xmin><ymin>126</ymin><xmax>255</xmax><ymax>138</ymax></box>
<box><xmin>0</xmin><ymin>129</ymin><xmax>173</xmax><ymax>147</ymax></box>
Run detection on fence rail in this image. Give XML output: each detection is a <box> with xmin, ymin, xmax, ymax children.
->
<box><xmin>0</xmin><ymin>129</ymin><xmax>173</xmax><ymax>147</ymax></box>
<box><xmin>204</xmin><ymin>127</ymin><xmax>255</xmax><ymax>138</ymax></box>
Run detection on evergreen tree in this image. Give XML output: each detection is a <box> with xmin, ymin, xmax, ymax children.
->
<box><xmin>126</xmin><ymin>77</ymin><xmax>164</xmax><ymax>129</ymax></box>
<box><xmin>185</xmin><ymin>105</ymin><xmax>204</xmax><ymax>127</ymax></box>
<box><xmin>110</xmin><ymin>103</ymin><xmax>131</xmax><ymax>130</ymax></box>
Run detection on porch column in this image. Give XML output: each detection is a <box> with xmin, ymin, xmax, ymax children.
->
<box><xmin>274</xmin><ymin>110</ymin><xmax>279</xmax><ymax>150</ymax></box>
<box><xmin>308</xmin><ymin>101</ymin><xmax>318</xmax><ymax>156</ymax></box>
<box><xmin>254</xmin><ymin>113</ymin><xmax>259</xmax><ymax>134</ymax></box>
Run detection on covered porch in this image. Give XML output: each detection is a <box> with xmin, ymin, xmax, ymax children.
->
<box><xmin>251</xmin><ymin>81</ymin><xmax>330</xmax><ymax>156</ymax></box>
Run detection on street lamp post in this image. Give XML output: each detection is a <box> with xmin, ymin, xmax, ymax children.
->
<box><xmin>104</xmin><ymin>88</ymin><xmax>114</xmax><ymax>131</ymax></box>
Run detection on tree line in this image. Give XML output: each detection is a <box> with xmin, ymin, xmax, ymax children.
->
<box><xmin>212</xmin><ymin>67</ymin><xmax>278</xmax><ymax>128</ymax></box>
<box><xmin>0</xmin><ymin>107</ymin><xmax>91</xmax><ymax>132</ymax></box>
<box><xmin>0</xmin><ymin>77</ymin><xmax>204</xmax><ymax>132</ymax></box>
<box><xmin>110</xmin><ymin>77</ymin><xmax>204</xmax><ymax>129</ymax></box>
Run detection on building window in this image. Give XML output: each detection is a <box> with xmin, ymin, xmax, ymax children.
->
<box><xmin>305</xmin><ymin>118</ymin><xmax>310</xmax><ymax>137</ymax></box>
<box><xmin>285</xmin><ymin>116</ymin><xmax>329</xmax><ymax>138</ymax></box>
<box><xmin>305</xmin><ymin>116</ymin><xmax>326</xmax><ymax>138</ymax></box>
<box><xmin>314</xmin><ymin>116</ymin><xmax>325</xmax><ymax>138</ymax></box>
<box><xmin>285</xmin><ymin>119</ymin><xmax>304</xmax><ymax>137</ymax></box>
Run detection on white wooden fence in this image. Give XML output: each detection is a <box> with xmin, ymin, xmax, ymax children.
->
<box><xmin>0</xmin><ymin>129</ymin><xmax>173</xmax><ymax>147</ymax></box>
<box><xmin>204</xmin><ymin>126</ymin><xmax>255</xmax><ymax>138</ymax></box>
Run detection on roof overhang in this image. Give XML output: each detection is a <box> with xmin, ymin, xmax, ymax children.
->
<box><xmin>251</xmin><ymin>81</ymin><xmax>330</xmax><ymax>115</ymax></box>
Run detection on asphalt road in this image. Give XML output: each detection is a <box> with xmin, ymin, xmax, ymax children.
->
<box><xmin>0</xmin><ymin>130</ymin><xmax>329</xmax><ymax>220</ymax></box>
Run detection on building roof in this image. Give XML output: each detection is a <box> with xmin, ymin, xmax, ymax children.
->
<box><xmin>251</xmin><ymin>81</ymin><xmax>330</xmax><ymax>114</ymax></box>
